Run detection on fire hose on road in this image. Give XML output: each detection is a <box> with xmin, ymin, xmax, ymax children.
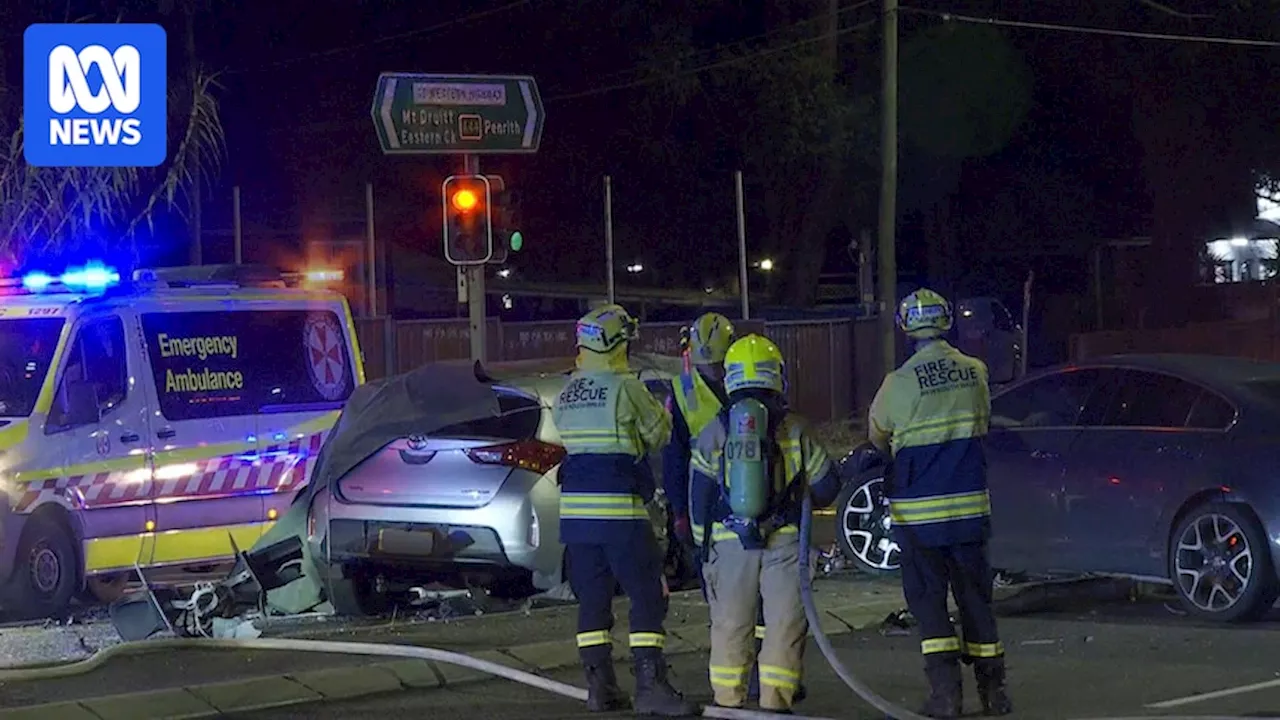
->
<box><xmin>0</xmin><ymin>499</ymin><xmax>1262</xmax><ymax>720</ymax></box>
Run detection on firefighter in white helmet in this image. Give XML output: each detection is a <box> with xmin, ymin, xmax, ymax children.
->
<box><xmin>553</xmin><ymin>303</ymin><xmax>696</xmax><ymax>717</ymax></box>
<box><xmin>868</xmin><ymin>288</ymin><xmax>1012</xmax><ymax>718</ymax></box>
<box><xmin>688</xmin><ymin>334</ymin><xmax>841</xmax><ymax>712</ymax></box>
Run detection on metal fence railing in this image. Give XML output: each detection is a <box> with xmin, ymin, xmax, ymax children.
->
<box><xmin>354</xmin><ymin>317</ymin><xmax>883</xmax><ymax>424</ymax></box>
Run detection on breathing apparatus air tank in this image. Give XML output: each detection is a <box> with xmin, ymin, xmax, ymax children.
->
<box><xmin>725</xmin><ymin>398</ymin><xmax>771</xmax><ymax>519</ymax></box>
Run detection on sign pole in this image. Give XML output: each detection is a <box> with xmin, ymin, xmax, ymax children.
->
<box><xmin>465</xmin><ymin>155</ymin><xmax>487</xmax><ymax>363</ymax></box>
<box><xmin>366</xmin><ymin>182</ymin><xmax>378</xmax><ymax>318</ymax></box>
<box><xmin>232</xmin><ymin>186</ymin><xmax>243</xmax><ymax>265</ymax></box>
<box><xmin>735</xmin><ymin>170</ymin><xmax>750</xmax><ymax>320</ymax></box>
<box><xmin>604</xmin><ymin>175</ymin><xmax>616</xmax><ymax>305</ymax></box>
<box><xmin>1021</xmin><ymin>269</ymin><xmax>1033</xmax><ymax>379</ymax></box>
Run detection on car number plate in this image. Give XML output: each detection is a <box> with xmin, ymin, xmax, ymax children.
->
<box><xmin>725</xmin><ymin>436</ymin><xmax>761</xmax><ymax>461</ymax></box>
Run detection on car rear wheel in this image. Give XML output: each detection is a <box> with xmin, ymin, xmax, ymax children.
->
<box><xmin>835</xmin><ymin>474</ymin><xmax>900</xmax><ymax>574</ymax></box>
<box><xmin>326</xmin><ymin>564</ymin><xmax>387</xmax><ymax>617</ymax></box>
<box><xmin>1170</xmin><ymin>502</ymin><xmax>1277</xmax><ymax>622</ymax></box>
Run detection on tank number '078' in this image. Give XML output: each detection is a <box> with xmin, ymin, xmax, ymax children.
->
<box><xmin>725</xmin><ymin>437</ymin><xmax>761</xmax><ymax>461</ymax></box>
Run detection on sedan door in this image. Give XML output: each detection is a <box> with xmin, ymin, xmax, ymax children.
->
<box><xmin>1064</xmin><ymin>370</ymin><xmax>1235</xmax><ymax>577</ymax></box>
<box><xmin>985</xmin><ymin>368</ymin><xmax>1107</xmax><ymax>574</ymax></box>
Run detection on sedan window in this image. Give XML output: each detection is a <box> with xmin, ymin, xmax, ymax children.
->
<box><xmin>1097</xmin><ymin>370</ymin><xmax>1201</xmax><ymax>428</ymax></box>
<box><xmin>1186</xmin><ymin>391</ymin><xmax>1236</xmax><ymax>430</ymax></box>
<box><xmin>991</xmin><ymin>369</ymin><xmax>1103</xmax><ymax>428</ymax></box>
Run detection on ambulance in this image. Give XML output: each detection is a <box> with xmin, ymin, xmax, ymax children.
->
<box><xmin>0</xmin><ymin>263</ymin><xmax>364</xmax><ymax>619</ymax></box>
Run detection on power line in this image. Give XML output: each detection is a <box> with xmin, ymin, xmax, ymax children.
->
<box><xmin>902</xmin><ymin>6</ymin><xmax>1280</xmax><ymax>48</ymax></box>
<box><xmin>546</xmin><ymin>19</ymin><xmax>877</xmax><ymax>103</ymax></box>
<box><xmin>259</xmin><ymin>18</ymin><xmax>876</xmax><ymax>135</ymax></box>
<box><xmin>563</xmin><ymin>0</ymin><xmax>877</xmax><ymax>90</ymax></box>
<box><xmin>227</xmin><ymin>0</ymin><xmax>534</xmax><ymax>75</ymax></box>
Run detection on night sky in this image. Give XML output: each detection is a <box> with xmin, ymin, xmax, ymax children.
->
<box><xmin>6</xmin><ymin>0</ymin><xmax>1280</xmax><ymax>329</ymax></box>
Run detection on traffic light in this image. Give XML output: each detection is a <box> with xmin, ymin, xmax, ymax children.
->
<box><xmin>493</xmin><ymin>189</ymin><xmax>524</xmax><ymax>255</ymax></box>
<box><xmin>442</xmin><ymin>174</ymin><xmax>493</xmax><ymax>265</ymax></box>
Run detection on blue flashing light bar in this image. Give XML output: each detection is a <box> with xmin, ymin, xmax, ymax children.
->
<box><xmin>21</xmin><ymin>272</ymin><xmax>54</xmax><ymax>292</ymax></box>
<box><xmin>20</xmin><ymin>262</ymin><xmax>121</xmax><ymax>293</ymax></box>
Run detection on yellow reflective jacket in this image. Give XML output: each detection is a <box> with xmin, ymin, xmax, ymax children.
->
<box><xmin>553</xmin><ymin>362</ymin><xmax>671</xmax><ymax>544</ymax></box>
<box><xmin>868</xmin><ymin>339</ymin><xmax>991</xmax><ymax>547</ymax></box>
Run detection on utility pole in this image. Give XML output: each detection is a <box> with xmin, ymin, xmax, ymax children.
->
<box><xmin>735</xmin><ymin>170</ymin><xmax>749</xmax><ymax>320</ymax></box>
<box><xmin>604</xmin><ymin>175</ymin><xmax>616</xmax><ymax>304</ymax></box>
<box><xmin>877</xmin><ymin>0</ymin><xmax>899</xmax><ymax>377</ymax></box>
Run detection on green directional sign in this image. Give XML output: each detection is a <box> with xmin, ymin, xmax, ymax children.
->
<box><xmin>371</xmin><ymin>73</ymin><xmax>545</xmax><ymax>155</ymax></box>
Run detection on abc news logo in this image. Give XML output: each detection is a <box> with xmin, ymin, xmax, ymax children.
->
<box><xmin>23</xmin><ymin>24</ymin><xmax>167</xmax><ymax>168</ymax></box>
<box><xmin>48</xmin><ymin>44</ymin><xmax>143</xmax><ymax>147</ymax></box>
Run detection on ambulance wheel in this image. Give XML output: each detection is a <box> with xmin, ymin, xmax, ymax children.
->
<box><xmin>4</xmin><ymin>513</ymin><xmax>78</xmax><ymax>620</ymax></box>
<box><xmin>835</xmin><ymin>474</ymin><xmax>901</xmax><ymax>574</ymax></box>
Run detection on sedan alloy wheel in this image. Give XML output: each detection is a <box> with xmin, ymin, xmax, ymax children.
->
<box><xmin>836</xmin><ymin>475</ymin><xmax>901</xmax><ymax>574</ymax></box>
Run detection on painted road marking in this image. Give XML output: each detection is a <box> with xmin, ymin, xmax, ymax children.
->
<box><xmin>1145</xmin><ymin>677</ymin><xmax>1280</xmax><ymax>708</ymax></box>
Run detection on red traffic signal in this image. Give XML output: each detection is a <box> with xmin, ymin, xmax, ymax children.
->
<box><xmin>451</xmin><ymin>187</ymin><xmax>480</xmax><ymax>212</ymax></box>
<box><xmin>442</xmin><ymin>175</ymin><xmax>493</xmax><ymax>266</ymax></box>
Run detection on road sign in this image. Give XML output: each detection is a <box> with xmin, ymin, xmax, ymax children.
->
<box><xmin>372</xmin><ymin>73</ymin><xmax>544</xmax><ymax>155</ymax></box>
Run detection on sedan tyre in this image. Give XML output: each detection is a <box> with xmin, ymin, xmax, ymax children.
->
<box><xmin>1169</xmin><ymin>502</ymin><xmax>1278</xmax><ymax>623</ymax></box>
<box><xmin>835</xmin><ymin>473</ymin><xmax>901</xmax><ymax>574</ymax></box>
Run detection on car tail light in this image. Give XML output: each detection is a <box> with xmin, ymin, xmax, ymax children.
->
<box><xmin>465</xmin><ymin>440</ymin><xmax>565</xmax><ymax>475</ymax></box>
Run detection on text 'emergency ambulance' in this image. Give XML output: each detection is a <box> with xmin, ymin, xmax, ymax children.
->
<box><xmin>156</xmin><ymin>333</ymin><xmax>244</xmax><ymax>394</ymax></box>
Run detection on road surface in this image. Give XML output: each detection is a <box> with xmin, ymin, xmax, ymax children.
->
<box><xmin>238</xmin><ymin>601</ymin><xmax>1280</xmax><ymax>720</ymax></box>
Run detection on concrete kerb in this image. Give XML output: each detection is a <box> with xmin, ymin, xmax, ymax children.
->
<box><xmin>0</xmin><ymin>597</ymin><xmax>907</xmax><ymax>719</ymax></box>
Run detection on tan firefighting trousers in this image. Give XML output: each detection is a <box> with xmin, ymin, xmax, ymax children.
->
<box><xmin>703</xmin><ymin>530</ymin><xmax>808</xmax><ymax>710</ymax></box>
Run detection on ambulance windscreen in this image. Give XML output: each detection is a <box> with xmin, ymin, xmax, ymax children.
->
<box><xmin>0</xmin><ymin>318</ymin><xmax>64</xmax><ymax>417</ymax></box>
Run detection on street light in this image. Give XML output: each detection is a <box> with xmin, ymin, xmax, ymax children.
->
<box><xmin>626</xmin><ymin>263</ymin><xmax>644</xmax><ymax>274</ymax></box>
<box><xmin>497</xmin><ymin>267</ymin><xmax>512</xmax><ymax>279</ymax></box>
<box><xmin>758</xmin><ymin>258</ymin><xmax>775</xmax><ymax>271</ymax></box>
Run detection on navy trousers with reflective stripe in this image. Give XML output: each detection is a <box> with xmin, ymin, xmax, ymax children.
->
<box><xmin>568</xmin><ymin>529</ymin><xmax>668</xmax><ymax>663</ymax></box>
<box><xmin>900</xmin><ymin>541</ymin><xmax>1003</xmax><ymax>666</ymax></box>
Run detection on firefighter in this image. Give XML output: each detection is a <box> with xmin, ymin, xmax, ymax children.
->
<box><xmin>689</xmin><ymin>334</ymin><xmax>841</xmax><ymax>712</ymax></box>
<box><xmin>867</xmin><ymin>288</ymin><xmax>1013</xmax><ymax>718</ymax></box>
<box><xmin>661</xmin><ymin>314</ymin><xmax>808</xmax><ymax>705</ymax></box>
<box><xmin>553</xmin><ymin>304</ymin><xmax>696</xmax><ymax>717</ymax></box>
<box><xmin>662</xmin><ymin>312</ymin><xmax>735</xmax><ymax>579</ymax></box>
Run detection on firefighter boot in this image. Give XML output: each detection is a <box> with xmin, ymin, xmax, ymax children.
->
<box><xmin>974</xmin><ymin>658</ymin><xmax>1013</xmax><ymax>716</ymax></box>
<box><xmin>920</xmin><ymin>659</ymin><xmax>963</xmax><ymax>719</ymax></box>
<box><xmin>584</xmin><ymin>657</ymin><xmax>631</xmax><ymax>712</ymax></box>
<box><xmin>632</xmin><ymin>652</ymin><xmax>697</xmax><ymax>716</ymax></box>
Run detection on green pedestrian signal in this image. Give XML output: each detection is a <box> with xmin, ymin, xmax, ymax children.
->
<box><xmin>510</xmin><ymin>231</ymin><xmax>523</xmax><ymax>252</ymax></box>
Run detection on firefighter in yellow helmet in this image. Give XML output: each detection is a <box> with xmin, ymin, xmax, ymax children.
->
<box><xmin>662</xmin><ymin>314</ymin><xmax>808</xmax><ymax>705</ymax></box>
<box><xmin>868</xmin><ymin>289</ymin><xmax>1012</xmax><ymax>718</ymax></box>
<box><xmin>663</xmin><ymin>313</ymin><xmax>735</xmax><ymax>569</ymax></box>
<box><xmin>688</xmin><ymin>334</ymin><xmax>841</xmax><ymax>712</ymax></box>
<box><xmin>553</xmin><ymin>304</ymin><xmax>696</xmax><ymax>717</ymax></box>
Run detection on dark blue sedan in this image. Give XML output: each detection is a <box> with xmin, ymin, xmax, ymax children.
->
<box><xmin>834</xmin><ymin>354</ymin><xmax>1280</xmax><ymax>622</ymax></box>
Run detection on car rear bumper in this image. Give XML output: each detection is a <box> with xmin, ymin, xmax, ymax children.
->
<box><xmin>323</xmin><ymin>470</ymin><xmax>561</xmax><ymax>585</ymax></box>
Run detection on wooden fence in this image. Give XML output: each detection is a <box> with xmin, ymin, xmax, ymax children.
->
<box><xmin>354</xmin><ymin>317</ymin><xmax>883</xmax><ymax>423</ymax></box>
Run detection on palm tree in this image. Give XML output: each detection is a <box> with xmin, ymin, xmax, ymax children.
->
<box><xmin>0</xmin><ymin>1</ymin><xmax>224</xmax><ymax>263</ymax></box>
